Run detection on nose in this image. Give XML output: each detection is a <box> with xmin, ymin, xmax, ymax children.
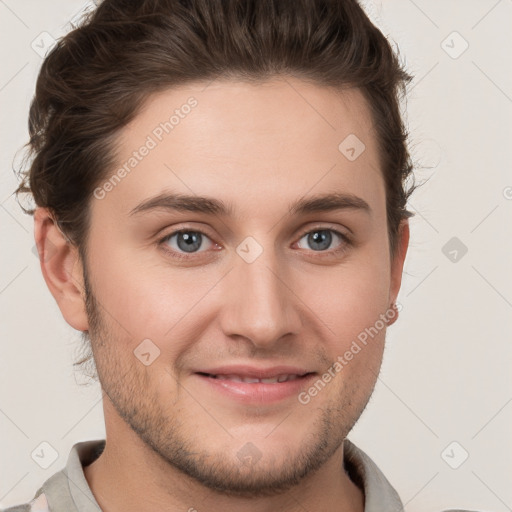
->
<box><xmin>218</xmin><ymin>246</ymin><xmax>302</xmax><ymax>349</ymax></box>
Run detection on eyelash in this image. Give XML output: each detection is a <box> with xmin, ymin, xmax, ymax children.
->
<box><xmin>157</xmin><ymin>225</ymin><xmax>352</xmax><ymax>261</ymax></box>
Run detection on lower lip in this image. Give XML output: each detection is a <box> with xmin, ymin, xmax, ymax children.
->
<box><xmin>193</xmin><ymin>373</ymin><xmax>317</xmax><ymax>405</ymax></box>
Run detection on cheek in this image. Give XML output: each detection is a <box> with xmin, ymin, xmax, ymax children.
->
<box><xmin>88</xmin><ymin>241</ymin><xmax>217</xmax><ymax>350</ymax></box>
<box><xmin>294</xmin><ymin>247</ymin><xmax>392</xmax><ymax>382</ymax></box>
<box><xmin>298</xmin><ymin>254</ymin><xmax>391</xmax><ymax>340</ymax></box>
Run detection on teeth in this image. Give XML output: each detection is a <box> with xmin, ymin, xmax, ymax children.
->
<box><xmin>280</xmin><ymin>374</ymin><xmax>301</xmax><ymax>382</ymax></box>
<box><xmin>211</xmin><ymin>373</ymin><xmax>301</xmax><ymax>383</ymax></box>
<box><xmin>224</xmin><ymin>374</ymin><xmax>243</xmax><ymax>382</ymax></box>
<box><xmin>242</xmin><ymin>377</ymin><xmax>260</xmax><ymax>383</ymax></box>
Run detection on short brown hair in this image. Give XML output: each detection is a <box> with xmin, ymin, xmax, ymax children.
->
<box><xmin>15</xmin><ymin>0</ymin><xmax>416</xmax><ymax>264</ymax></box>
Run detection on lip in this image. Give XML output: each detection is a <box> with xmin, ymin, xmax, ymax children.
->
<box><xmin>192</xmin><ymin>365</ymin><xmax>317</xmax><ymax>405</ymax></box>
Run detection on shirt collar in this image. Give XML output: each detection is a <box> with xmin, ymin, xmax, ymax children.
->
<box><xmin>343</xmin><ymin>438</ymin><xmax>404</xmax><ymax>511</ymax></box>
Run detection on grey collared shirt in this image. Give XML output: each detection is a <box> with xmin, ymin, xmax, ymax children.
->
<box><xmin>0</xmin><ymin>438</ymin><xmax>477</xmax><ymax>512</ymax></box>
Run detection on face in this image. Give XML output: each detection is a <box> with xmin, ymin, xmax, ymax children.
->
<box><xmin>76</xmin><ymin>77</ymin><xmax>407</xmax><ymax>496</ymax></box>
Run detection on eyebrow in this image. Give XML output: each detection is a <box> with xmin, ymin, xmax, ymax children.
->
<box><xmin>128</xmin><ymin>191</ymin><xmax>371</xmax><ymax>217</ymax></box>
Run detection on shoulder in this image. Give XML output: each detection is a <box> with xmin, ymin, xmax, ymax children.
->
<box><xmin>1</xmin><ymin>490</ymin><xmax>49</xmax><ymax>512</ymax></box>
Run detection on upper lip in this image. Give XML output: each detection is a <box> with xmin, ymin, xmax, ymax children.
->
<box><xmin>194</xmin><ymin>365</ymin><xmax>315</xmax><ymax>379</ymax></box>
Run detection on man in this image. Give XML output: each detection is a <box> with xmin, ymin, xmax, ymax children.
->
<box><xmin>4</xmin><ymin>0</ymin><xmax>478</xmax><ymax>511</ymax></box>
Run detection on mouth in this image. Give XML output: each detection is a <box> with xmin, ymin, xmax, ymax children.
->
<box><xmin>196</xmin><ymin>372</ymin><xmax>311</xmax><ymax>383</ymax></box>
<box><xmin>193</xmin><ymin>370</ymin><xmax>317</xmax><ymax>404</ymax></box>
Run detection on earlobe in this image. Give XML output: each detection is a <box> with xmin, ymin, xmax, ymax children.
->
<box><xmin>387</xmin><ymin>219</ymin><xmax>410</xmax><ymax>327</ymax></box>
<box><xmin>34</xmin><ymin>207</ymin><xmax>89</xmax><ymax>332</ymax></box>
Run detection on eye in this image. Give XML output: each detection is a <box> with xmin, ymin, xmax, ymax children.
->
<box><xmin>159</xmin><ymin>229</ymin><xmax>217</xmax><ymax>259</ymax></box>
<box><xmin>295</xmin><ymin>228</ymin><xmax>350</xmax><ymax>254</ymax></box>
<box><xmin>158</xmin><ymin>225</ymin><xmax>351</xmax><ymax>261</ymax></box>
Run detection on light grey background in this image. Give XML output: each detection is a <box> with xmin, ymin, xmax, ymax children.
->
<box><xmin>1</xmin><ymin>0</ymin><xmax>511</xmax><ymax>510</ymax></box>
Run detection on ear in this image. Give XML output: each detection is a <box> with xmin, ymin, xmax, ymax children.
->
<box><xmin>387</xmin><ymin>219</ymin><xmax>410</xmax><ymax>327</ymax></box>
<box><xmin>34</xmin><ymin>207</ymin><xmax>89</xmax><ymax>332</ymax></box>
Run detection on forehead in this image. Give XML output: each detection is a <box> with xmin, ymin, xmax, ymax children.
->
<box><xmin>96</xmin><ymin>77</ymin><xmax>384</xmax><ymax>220</ymax></box>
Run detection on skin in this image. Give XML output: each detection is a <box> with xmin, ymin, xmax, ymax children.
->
<box><xmin>34</xmin><ymin>76</ymin><xmax>409</xmax><ymax>512</ymax></box>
